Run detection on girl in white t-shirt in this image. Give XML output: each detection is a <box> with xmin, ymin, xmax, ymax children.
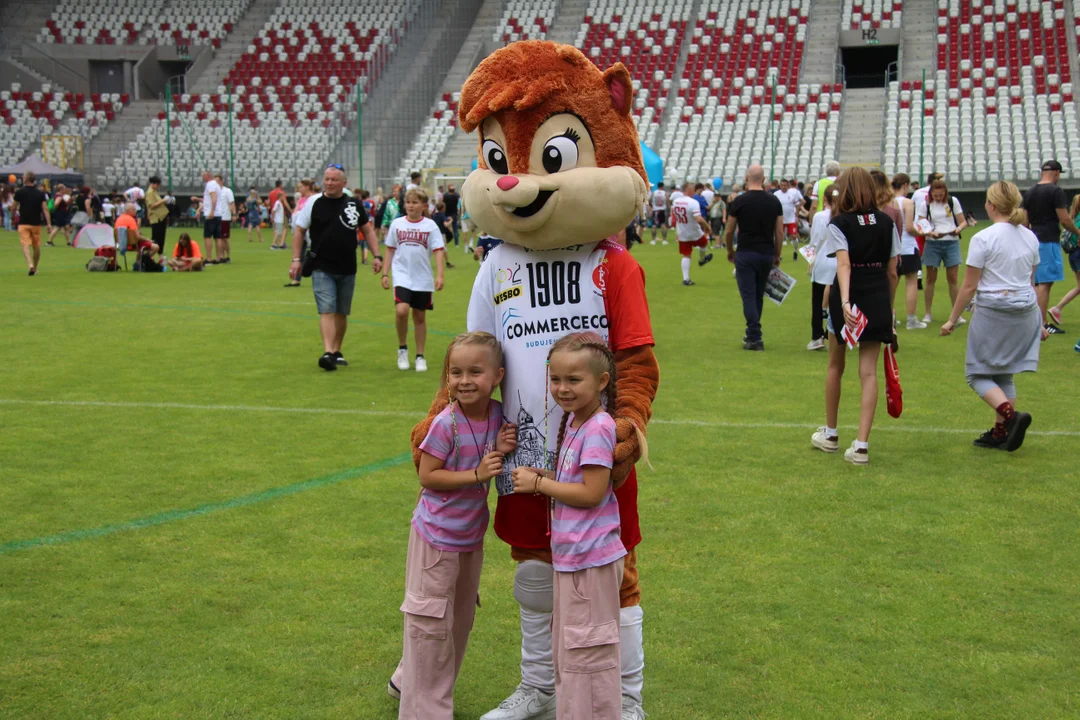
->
<box><xmin>383</xmin><ymin>189</ymin><xmax>446</xmax><ymax>373</ymax></box>
<box><xmin>941</xmin><ymin>181</ymin><xmax>1043</xmax><ymax>452</ymax></box>
<box><xmin>916</xmin><ymin>180</ymin><xmax>968</xmax><ymax>323</ymax></box>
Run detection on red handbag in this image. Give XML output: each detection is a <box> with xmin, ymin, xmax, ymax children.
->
<box><xmin>884</xmin><ymin>346</ymin><xmax>903</xmax><ymax>418</ymax></box>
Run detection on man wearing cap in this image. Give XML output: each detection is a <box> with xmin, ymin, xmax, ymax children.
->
<box><xmin>1022</xmin><ymin>160</ymin><xmax>1080</xmax><ymax>334</ymax></box>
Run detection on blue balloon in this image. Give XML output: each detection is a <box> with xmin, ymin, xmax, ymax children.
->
<box><xmin>471</xmin><ymin>157</ymin><xmax>478</xmax><ymax>171</ymax></box>
<box><xmin>713</xmin><ymin>177</ymin><xmax>723</xmax><ymax>190</ymax></box>
<box><xmin>639</xmin><ymin>142</ymin><xmax>664</xmax><ymax>189</ymax></box>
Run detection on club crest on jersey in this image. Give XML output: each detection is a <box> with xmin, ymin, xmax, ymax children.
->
<box><xmin>340</xmin><ymin>202</ymin><xmax>360</xmax><ymax>229</ymax></box>
<box><xmin>857</xmin><ymin>213</ymin><xmax>877</xmax><ymax>226</ymax></box>
<box><xmin>495</xmin><ymin>262</ymin><xmax>523</xmax><ymax>287</ymax></box>
<box><xmin>592</xmin><ymin>256</ymin><xmax>609</xmax><ymax>297</ymax></box>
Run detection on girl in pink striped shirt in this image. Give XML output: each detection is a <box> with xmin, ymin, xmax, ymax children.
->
<box><xmin>511</xmin><ymin>332</ymin><xmax>646</xmax><ymax>720</ymax></box>
<box><xmin>393</xmin><ymin>331</ymin><xmax>517</xmax><ymax>720</ymax></box>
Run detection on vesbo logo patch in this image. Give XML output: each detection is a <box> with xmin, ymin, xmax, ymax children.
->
<box><xmin>494</xmin><ymin>286</ymin><xmax>522</xmax><ymax>305</ymax></box>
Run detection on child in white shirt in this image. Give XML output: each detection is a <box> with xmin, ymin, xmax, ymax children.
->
<box><xmin>382</xmin><ymin>188</ymin><xmax>446</xmax><ymax>372</ymax></box>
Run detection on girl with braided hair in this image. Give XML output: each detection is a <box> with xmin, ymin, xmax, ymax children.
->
<box><xmin>393</xmin><ymin>331</ymin><xmax>517</xmax><ymax>719</ymax></box>
<box><xmin>510</xmin><ymin>331</ymin><xmax>647</xmax><ymax>720</ymax></box>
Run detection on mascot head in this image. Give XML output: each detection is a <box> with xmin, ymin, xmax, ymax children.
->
<box><xmin>459</xmin><ymin>40</ymin><xmax>649</xmax><ymax>250</ymax></box>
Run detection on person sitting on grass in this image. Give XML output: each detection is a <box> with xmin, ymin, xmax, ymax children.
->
<box><xmin>167</xmin><ymin>233</ymin><xmax>204</xmax><ymax>271</ymax></box>
<box><xmin>382</xmin><ymin>188</ymin><xmax>446</xmax><ymax>372</ymax></box>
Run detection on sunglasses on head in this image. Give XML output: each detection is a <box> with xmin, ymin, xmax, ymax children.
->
<box><xmin>327</xmin><ymin>163</ymin><xmax>344</xmax><ymax>171</ymax></box>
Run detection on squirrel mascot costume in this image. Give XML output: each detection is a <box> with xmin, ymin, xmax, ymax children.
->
<box><xmin>394</xmin><ymin>41</ymin><xmax>660</xmax><ymax>719</ymax></box>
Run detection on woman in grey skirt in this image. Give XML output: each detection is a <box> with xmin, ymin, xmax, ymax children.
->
<box><xmin>941</xmin><ymin>181</ymin><xmax>1045</xmax><ymax>451</ymax></box>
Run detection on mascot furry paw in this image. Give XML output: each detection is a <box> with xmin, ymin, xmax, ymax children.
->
<box><xmin>411</xmin><ymin>40</ymin><xmax>660</xmax><ymax>713</ymax></box>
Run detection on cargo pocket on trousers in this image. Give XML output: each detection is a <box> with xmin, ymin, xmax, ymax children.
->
<box><xmin>401</xmin><ymin>592</ymin><xmax>449</xmax><ymax>640</ymax></box>
<box><xmin>562</xmin><ymin>619</ymin><xmax>619</xmax><ymax>673</ymax></box>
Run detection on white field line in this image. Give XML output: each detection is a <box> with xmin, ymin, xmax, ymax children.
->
<box><xmin>2</xmin><ymin>399</ymin><xmax>1077</xmax><ymax>437</ymax></box>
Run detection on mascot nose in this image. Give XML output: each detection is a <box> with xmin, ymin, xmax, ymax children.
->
<box><xmin>496</xmin><ymin>176</ymin><xmax>519</xmax><ymax>191</ymax></box>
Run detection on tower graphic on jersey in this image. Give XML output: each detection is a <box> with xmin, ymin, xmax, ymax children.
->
<box><xmin>495</xmin><ymin>392</ymin><xmax>557</xmax><ymax>496</ymax></box>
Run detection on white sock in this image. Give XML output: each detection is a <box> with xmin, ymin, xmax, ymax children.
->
<box><xmin>620</xmin><ymin>605</ymin><xmax>645</xmax><ymax>704</ymax></box>
<box><xmin>681</xmin><ymin>257</ymin><xmax>691</xmax><ymax>282</ymax></box>
<box><xmin>825</xmin><ymin>426</ymin><xmax>837</xmax><ymax>438</ymax></box>
<box><xmin>854</xmin><ymin>440</ymin><xmax>869</xmax><ymax>451</ymax></box>
<box><xmin>907</xmin><ymin>314</ymin><xmax>917</xmax><ymax>321</ymax></box>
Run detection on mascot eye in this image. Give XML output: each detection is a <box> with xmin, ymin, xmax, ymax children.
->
<box><xmin>482</xmin><ymin>140</ymin><xmax>509</xmax><ymax>174</ymax></box>
<box><xmin>541</xmin><ymin>135</ymin><xmax>579</xmax><ymax>174</ymax></box>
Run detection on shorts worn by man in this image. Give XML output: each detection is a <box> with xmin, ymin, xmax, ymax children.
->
<box><xmin>199</xmin><ymin>171</ymin><xmax>221</xmax><ymax>262</ymax></box>
<box><xmin>291</xmin><ymin>165</ymin><xmax>383</xmax><ymax>371</ymax></box>
<box><xmin>1022</xmin><ymin>160</ymin><xmax>1080</xmax><ymax>328</ymax></box>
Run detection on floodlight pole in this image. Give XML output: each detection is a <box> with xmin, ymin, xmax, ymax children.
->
<box><xmin>165</xmin><ymin>84</ymin><xmax>173</xmax><ymax>192</ymax></box>
<box><xmin>770</xmin><ymin>76</ymin><xmax>776</xmax><ymax>181</ymax></box>
<box><xmin>227</xmin><ymin>84</ymin><xmax>235</xmax><ymax>189</ymax></box>
<box><xmin>357</xmin><ymin>83</ymin><xmax>363</xmax><ymax>188</ymax></box>
<box><xmin>920</xmin><ymin>68</ymin><xmax>926</xmax><ymax>184</ymax></box>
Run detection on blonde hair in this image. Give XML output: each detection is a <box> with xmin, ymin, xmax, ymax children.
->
<box><xmin>1070</xmin><ymin>191</ymin><xmax>1080</xmax><ymax>220</ymax></box>
<box><xmin>547</xmin><ymin>332</ymin><xmax>651</xmax><ymax>472</ymax></box>
<box><xmin>869</xmin><ymin>169</ymin><xmax>894</xmax><ymax>209</ymax></box>
<box><xmin>441</xmin><ymin>332</ymin><xmax>504</xmax><ymax>397</ymax></box>
<box><xmin>985</xmin><ymin>181</ymin><xmax>1026</xmax><ymax>226</ymax></box>
<box><xmin>405</xmin><ymin>188</ymin><xmax>428</xmax><ymax>205</ymax></box>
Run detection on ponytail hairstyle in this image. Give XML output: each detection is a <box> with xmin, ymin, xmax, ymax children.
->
<box><xmin>1070</xmin><ymin>190</ymin><xmax>1080</xmax><ymax>221</ymax></box>
<box><xmin>985</xmin><ymin>180</ymin><xmax>1026</xmax><ymax>226</ymax></box>
<box><xmin>441</xmin><ymin>331</ymin><xmax>505</xmax><ymax>466</ymax></box>
<box><xmin>547</xmin><ymin>332</ymin><xmax>651</xmax><ymax>475</ymax></box>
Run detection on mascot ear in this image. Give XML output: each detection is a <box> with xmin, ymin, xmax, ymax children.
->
<box><xmin>602</xmin><ymin>63</ymin><xmax>634</xmax><ymax>116</ymax></box>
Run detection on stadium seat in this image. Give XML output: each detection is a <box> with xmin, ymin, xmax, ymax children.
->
<box><xmin>494</xmin><ymin>0</ymin><xmax>557</xmax><ymax>43</ymax></box>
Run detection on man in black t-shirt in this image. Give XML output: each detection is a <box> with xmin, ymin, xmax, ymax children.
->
<box><xmin>1022</xmin><ymin>160</ymin><xmax>1080</xmax><ymax>332</ymax></box>
<box><xmin>292</xmin><ymin>165</ymin><xmax>383</xmax><ymax>371</ymax></box>
<box><xmin>13</xmin><ymin>172</ymin><xmax>51</xmax><ymax>276</ymax></box>
<box><xmin>443</xmin><ymin>183</ymin><xmax>461</xmax><ymax>247</ymax></box>
<box><xmin>724</xmin><ymin>164</ymin><xmax>784</xmax><ymax>350</ymax></box>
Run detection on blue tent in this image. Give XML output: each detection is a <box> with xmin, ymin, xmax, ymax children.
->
<box><xmin>640</xmin><ymin>142</ymin><xmax>663</xmax><ymax>189</ymax></box>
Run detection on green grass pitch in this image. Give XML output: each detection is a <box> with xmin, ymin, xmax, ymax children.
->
<box><xmin>1</xmin><ymin>225</ymin><xmax>1078</xmax><ymax>719</ymax></box>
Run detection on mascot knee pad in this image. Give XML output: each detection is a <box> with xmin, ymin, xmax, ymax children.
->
<box><xmin>514</xmin><ymin>560</ymin><xmax>554</xmax><ymax>614</ymax></box>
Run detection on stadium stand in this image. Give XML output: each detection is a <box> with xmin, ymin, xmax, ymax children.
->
<box><xmin>493</xmin><ymin>0</ymin><xmax>557</xmax><ymax>43</ymax></box>
<box><xmin>148</xmin><ymin>0</ymin><xmax>254</xmax><ymax>48</ymax></box>
<box><xmin>39</xmin><ymin>0</ymin><xmax>167</xmax><ymax>45</ymax></box>
<box><xmin>844</xmin><ymin>0</ymin><xmax>904</xmax><ymax>29</ymax></box>
<box><xmin>660</xmin><ymin>0</ymin><xmax>839</xmax><ymax>183</ymax></box>
<box><xmin>398</xmin><ymin>93</ymin><xmax>459</xmax><ymax>182</ymax></box>
<box><xmin>0</xmin><ymin>84</ymin><xmax>61</xmax><ymax>165</ymax></box>
<box><xmin>99</xmin><ymin>1</ymin><xmax>417</xmax><ymax>189</ymax></box>
<box><xmin>883</xmin><ymin>0</ymin><xmax>1079</xmax><ymax>183</ymax></box>
<box><xmin>574</xmin><ymin>0</ymin><xmax>694</xmax><ymax>149</ymax></box>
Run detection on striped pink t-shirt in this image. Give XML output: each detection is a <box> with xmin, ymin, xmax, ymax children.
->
<box><xmin>551</xmin><ymin>411</ymin><xmax>626</xmax><ymax>572</ymax></box>
<box><xmin>414</xmin><ymin>400</ymin><xmax>502</xmax><ymax>553</ymax></box>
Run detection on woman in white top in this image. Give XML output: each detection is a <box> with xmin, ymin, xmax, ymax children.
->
<box><xmin>917</xmin><ymin>179</ymin><xmax>967</xmax><ymax>323</ymax></box>
<box><xmin>893</xmin><ymin>173</ymin><xmax>926</xmax><ymax>329</ymax></box>
<box><xmin>941</xmin><ymin>181</ymin><xmax>1044</xmax><ymax>452</ymax></box>
<box><xmin>805</xmin><ymin>186</ymin><xmax>837</xmax><ymax>350</ymax></box>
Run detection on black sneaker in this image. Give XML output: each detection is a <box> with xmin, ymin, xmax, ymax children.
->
<box><xmin>742</xmin><ymin>340</ymin><xmax>764</xmax><ymax>351</ymax></box>
<box><xmin>1045</xmin><ymin>323</ymin><xmax>1066</xmax><ymax>335</ymax></box>
<box><xmin>222</xmin><ymin>257</ymin><xmax>232</xmax><ymax>264</ymax></box>
<box><xmin>682</xmin><ymin>279</ymin><xmax>695</xmax><ymax>286</ymax></box>
<box><xmin>332</xmin><ymin>351</ymin><xmax>348</xmax><ymax>366</ymax></box>
<box><xmin>446</xmin><ymin>261</ymin><xmax>456</xmax><ymax>269</ymax></box>
<box><xmin>1003</xmin><ymin>411</ymin><xmax>1032</xmax><ymax>452</ymax></box>
<box><xmin>973</xmin><ymin>429</ymin><xmax>1007</xmax><ymax>450</ymax></box>
<box><xmin>318</xmin><ymin>352</ymin><xmax>338</xmax><ymax>371</ymax></box>
<box><xmin>698</xmin><ymin>253</ymin><xmax>714</xmax><ymax>267</ymax></box>
<box><xmin>792</xmin><ymin>250</ymin><xmax>798</xmax><ymax>261</ymax></box>
<box><xmin>28</xmin><ymin>268</ymin><xmax>36</xmax><ymax>276</ymax></box>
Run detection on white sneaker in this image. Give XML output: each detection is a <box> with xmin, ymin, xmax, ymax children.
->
<box><xmin>661</xmin><ymin>240</ymin><xmax>669</xmax><ymax>245</ymax></box>
<box><xmin>386</xmin><ymin>680</ymin><xmax>400</xmax><ymax>700</ymax></box>
<box><xmin>415</xmin><ymin>356</ymin><xmax>428</xmax><ymax>372</ymax></box>
<box><xmin>811</xmin><ymin>428</ymin><xmax>839</xmax><ymax>453</ymax></box>
<box><xmin>396</xmin><ymin>349</ymin><xmax>409</xmax><ymax>371</ymax></box>
<box><xmin>955</xmin><ymin>316</ymin><xmax>967</xmax><ymax>326</ymax></box>
<box><xmin>921</xmin><ymin>314</ymin><xmax>932</xmax><ymax>324</ymax></box>
<box><xmin>806</xmin><ymin>338</ymin><xmax>826</xmax><ymax>351</ymax></box>
<box><xmin>480</xmin><ymin>685</ymin><xmax>557</xmax><ymax>720</ymax></box>
<box><xmin>649</xmin><ymin>239</ymin><xmax>657</xmax><ymax>245</ymax></box>
<box><xmin>844</xmin><ymin>442</ymin><xmax>869</xmax><ymax>465</ymax></box>
<box><xmin>906</xmin><ymin>317</ymin><xmax>928</xmax><ymax>330</ymax></box>
<box><xmin>621</xmin><ymin>695</ymin><xmax>647</xmax><ymax>720</ymax></box>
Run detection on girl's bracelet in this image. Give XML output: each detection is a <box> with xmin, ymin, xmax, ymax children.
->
<box><xmin>474</xmin><ymin>469</ymin><xmax>481</xmax><ymax>484</ymax></box>
<box><xmin>533</xmin><ymin>473</ymin><xmax>543</xmax><ymax>495</ymax></box>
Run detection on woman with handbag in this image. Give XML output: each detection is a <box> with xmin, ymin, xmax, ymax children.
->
<box><xmin>941</xmin><ymin>182</ymin><xmax>1044</xmax><ymax>451</ymax></box>
<box><xmin>1047</xmin><ymin>194</ymin><xmax>1080</xmax><ymax>328</ymax></box>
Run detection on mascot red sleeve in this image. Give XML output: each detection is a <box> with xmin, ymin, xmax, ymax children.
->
<box><xmin>409</xmin><ymin>41</ymin><xmax>659</xmax><ymax>714</ymax></box>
